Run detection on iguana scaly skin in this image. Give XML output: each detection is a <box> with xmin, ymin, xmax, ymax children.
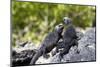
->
<box><xmin>59</xmin><ymin>17</ymin><xmax>78</xmax><ymax>58</ymax></box>
<box><xmin>30</xmin><ymin>24</ymin><xmax>64</xmax><ymax>65</ymax></box>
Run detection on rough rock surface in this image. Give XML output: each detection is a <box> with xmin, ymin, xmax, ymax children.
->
<box><xmin>12</xmin><ymin>28</ymin><xmax>96</xmax><ymax>66</ymax></box>
<box><xmin>50</xmin><ymin>27</ymin><xmax>96</xmax><ymax>63</ymax></box>
<box><xmin>12</xmin><ymin>42</ymin><xmax>37</xmax><ymax>66</ymax></box>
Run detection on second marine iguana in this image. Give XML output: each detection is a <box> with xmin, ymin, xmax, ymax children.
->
<box><xmin>59</xmin><ymin>17</ymin><xmax>79</xmax><ymax>59</ymax></box>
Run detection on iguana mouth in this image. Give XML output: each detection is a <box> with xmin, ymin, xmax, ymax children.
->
<box><xmin>58</xmin><ymin>23</ymin><xmax>64</xmax><ymax>29</ymax></box>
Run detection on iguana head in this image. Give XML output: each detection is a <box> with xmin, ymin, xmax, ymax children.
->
<box><xmin>55</xmin><ymin>24</ymin><xmax>64</xmax><ymax>34</ymax></box>
<box><xmin>63</xmin><ymin>17</ymin><xmax>72</xmax><ymax>25</ymax></box>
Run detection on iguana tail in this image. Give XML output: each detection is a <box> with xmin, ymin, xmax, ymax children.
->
<box><xmin>30</xmin><ymin>50</ymin><xmax>42</xmax><ymax>65</ymax></box>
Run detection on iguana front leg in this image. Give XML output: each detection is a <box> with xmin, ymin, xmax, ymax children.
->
<box><xmin>59</xmin><ymin>39</ymin><xmax>78</xmax><ymax>58</ymax></box>
<box><xmin>42</xmin><ymin>47</ymin><xmax>50</xmax><ymax>58</ymax></box>
<box><xmin>72</xmin><ymin>39</ymin><xmax>80</xmax><ymax>54</ymax></box>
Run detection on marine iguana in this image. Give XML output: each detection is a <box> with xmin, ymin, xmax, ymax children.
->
<box><xmin>30</xmin><ymin>24</ymin><xmax>64</xmax><ymax>65</ymax></box>
<box><xmin>59</xmin><ymin>17</ymin><xmax>78</xmax><ymax>58</ymax></box>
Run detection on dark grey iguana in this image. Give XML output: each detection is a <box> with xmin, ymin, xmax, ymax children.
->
<box><xmin>59</xmin><ymin>17</ymin><xmax>79</xmax><ymax>58</ymax></box>
<box><xmin>30</xmin><ymin>24</ymin><xmax>64</xmax><ymax>65</ymax></box>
